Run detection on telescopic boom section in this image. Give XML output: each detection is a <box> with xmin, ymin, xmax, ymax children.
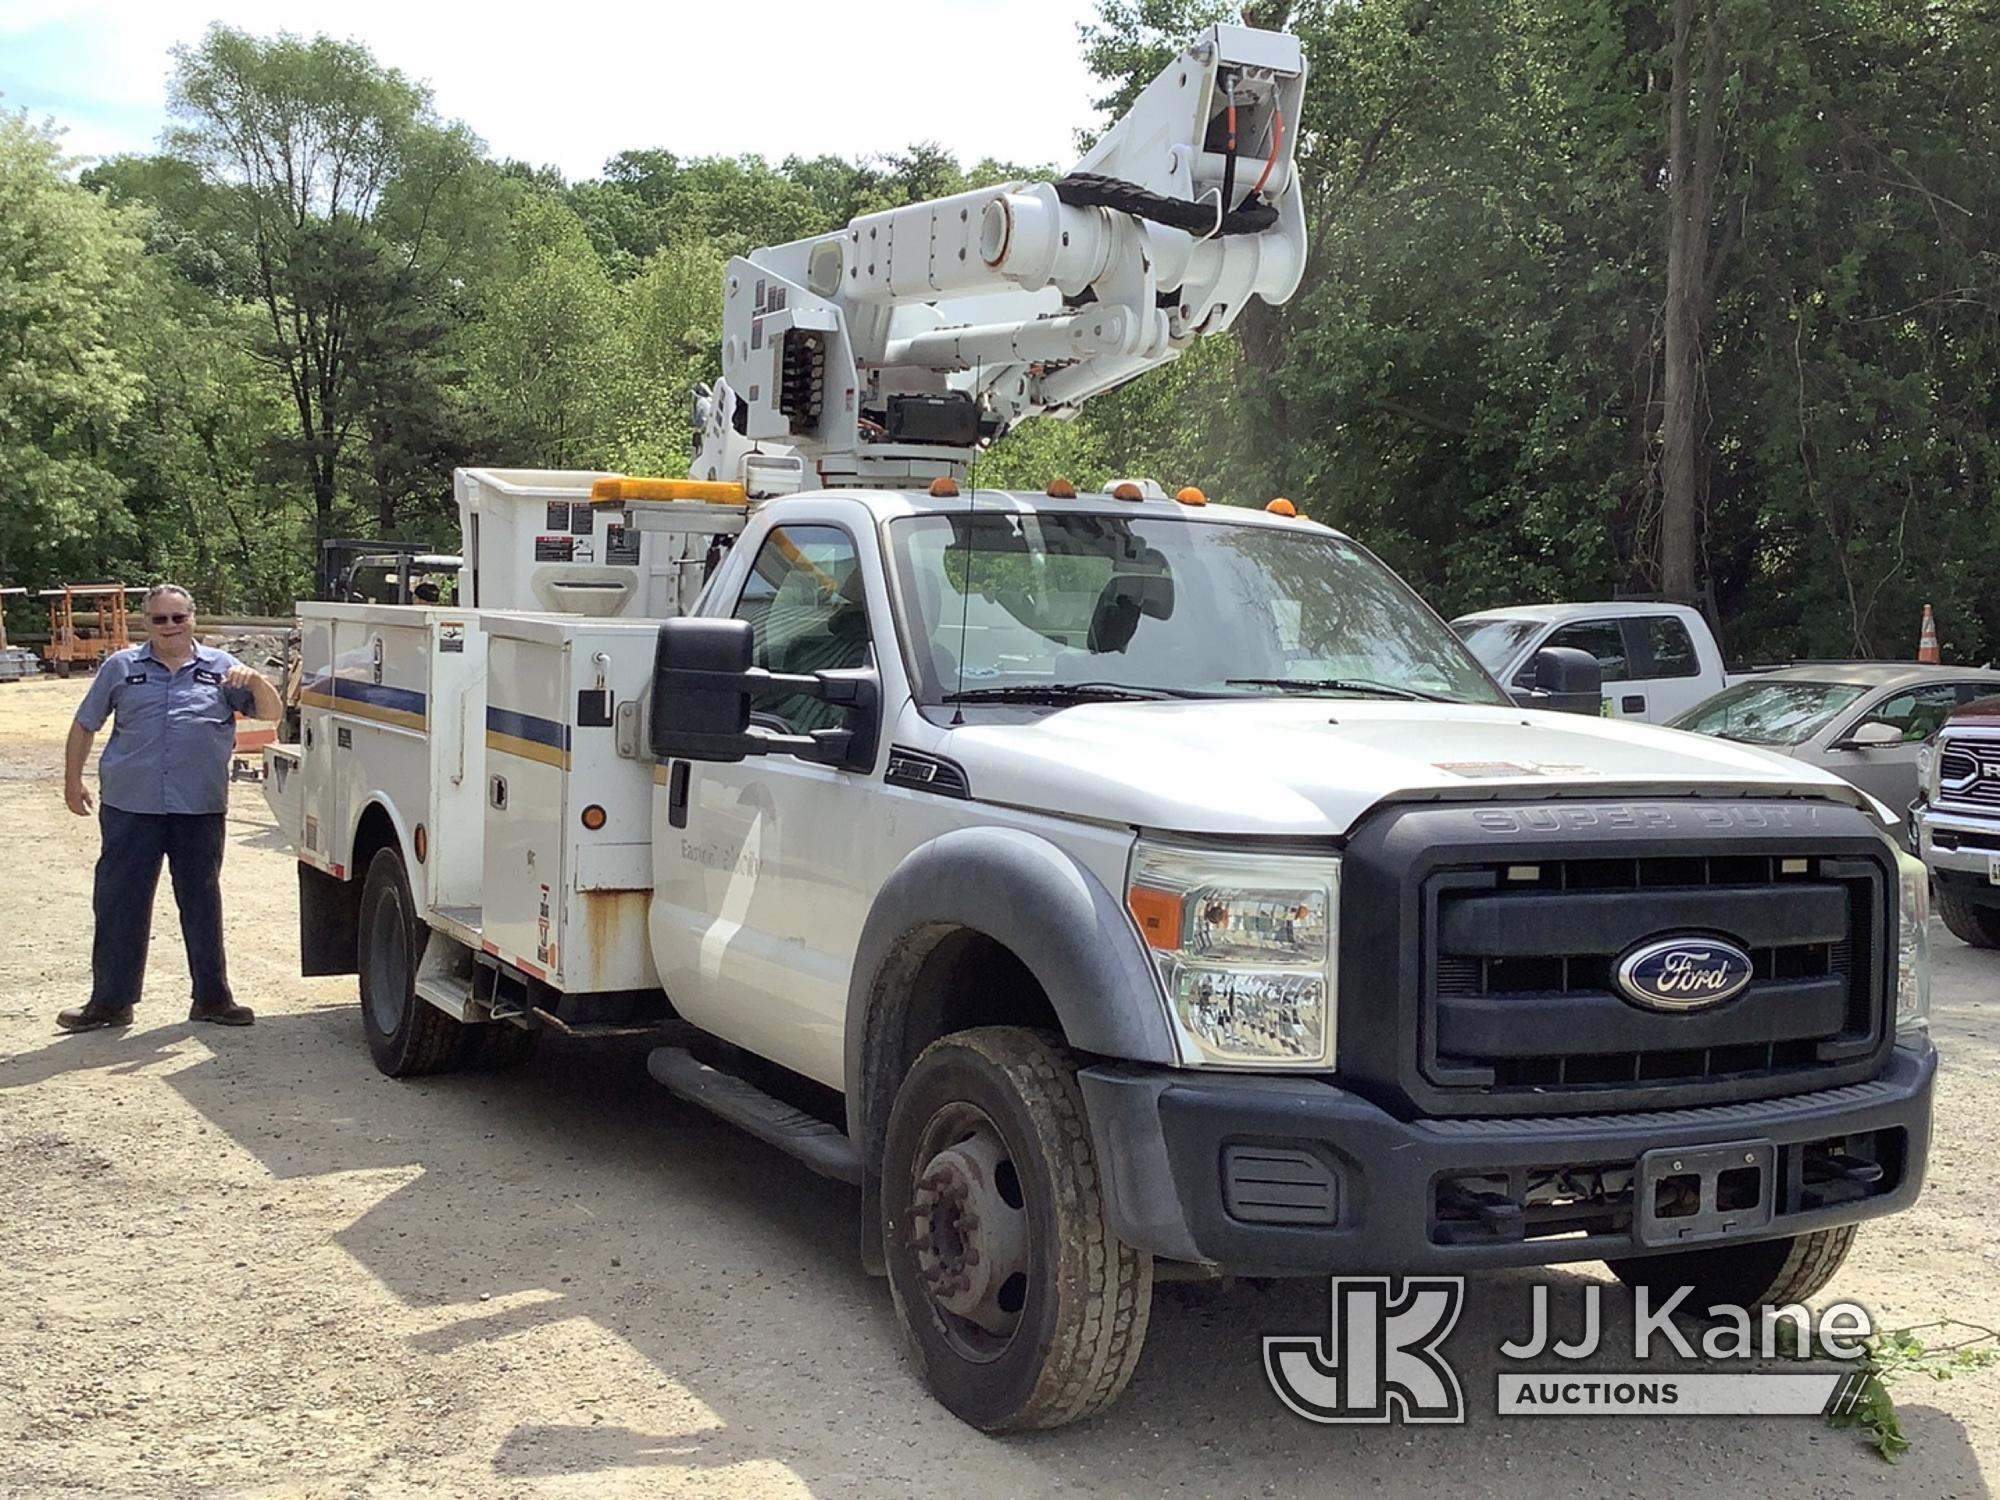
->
<box><xmin>691</xmin><ymin>23</ymin><xmax>1308</xmax><ymax>496</ymax></box>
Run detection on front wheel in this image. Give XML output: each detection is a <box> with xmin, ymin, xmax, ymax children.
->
<box><xmin>1605</xmin><ymin>1224</ymin><xmax>1856</xmax><ymax>1309</ymax></box>
<box><xmin>882</xmin><ymin>1027</ymin><xmax>1152</xmax><ymax>1432</ymax></box>
<box><xmin>357</xmin><ymin>846</ymin><xmax>468</xmax><ymax>1077</ymax></box>
<box><xmin>1937</xmin><ymin>885</ymin><xmax>2000</xmax><ymax>948</ymax></box>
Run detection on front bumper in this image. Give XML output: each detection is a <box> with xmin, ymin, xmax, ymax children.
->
<box><xmin>1916</xmin><ymin>804</ymin><xmax>2000</xmax><ymax>885</ymax></box>
<box><xmin>1080</xmin><ymin>1043</ymin><xmax>1934</xmax><ymax>1275</ymax></box>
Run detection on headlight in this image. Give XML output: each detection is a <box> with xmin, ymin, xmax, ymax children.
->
<box><xmin>1895</xmin><ymin>852</ymin><xmax>1931</xmax><ymax>1036</ymax></box>
<box><xmin>1127</xmin><ymin>840</ymin><xmax>1338</xmax><ymax>1067</ymax></box>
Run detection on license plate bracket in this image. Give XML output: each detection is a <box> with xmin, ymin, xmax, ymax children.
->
<box><xmin>1634</xmin><ymin>1140</ymin><xmax>1777</xmax><ymax>1247</ymax></box>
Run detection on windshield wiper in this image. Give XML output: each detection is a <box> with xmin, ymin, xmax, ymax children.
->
<box><xmin>1224</xmin><ymin>676</ymin><xmax>1456</xmax><ymax>704</ymax></box>
<box><xmin>942</xmin><ymin>681</ymin><xmax>1190</xmax><ymax>705</ymax></box>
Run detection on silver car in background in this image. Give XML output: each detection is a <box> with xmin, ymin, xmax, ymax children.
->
<box><xmin>1670</xmin><ymin>663</ymin><xmax>2000</xmax><ymax>842</ymax></box>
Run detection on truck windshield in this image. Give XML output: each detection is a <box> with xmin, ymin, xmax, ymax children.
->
<box><xmin>1452</xmin><ymin>617</ymin><xmax>1542</xmax><ymax>677</ymax></box>
<box><xmin>886</xmin><ymin>512</ymin><xmax>1505</xmax><ymax>706</ymax></box>
<box><xmin>1671</xmin><ymin>680</ymin><xmax>1869</xmax><ymax>746</ymax></box>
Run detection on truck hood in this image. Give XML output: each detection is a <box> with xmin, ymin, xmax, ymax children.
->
<box><xmin>938</xmin><ymin>699</ymin><xmax>1888</xmax><ymax>838</ymax></box>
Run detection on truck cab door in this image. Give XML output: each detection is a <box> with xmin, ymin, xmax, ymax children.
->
<box><xmin>649</xmin><ymin>520</ymin><xmax>887</xmax><ymax>1089</ymax></box>
<box><xmin>1628</xmin><ymin>613</ymin><xmax>1710</xmax><ymax>722</ymax></box>
<box><xmin>1541</xmin><ymin>618</ymin><xmax>1632</xmax><ymax>718</ymax></box>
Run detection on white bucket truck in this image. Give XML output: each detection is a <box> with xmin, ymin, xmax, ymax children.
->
<box><xmin>265</xmin><ymin>23</ymin><xmax>1934</xmax><ymax>1431</ymax></box>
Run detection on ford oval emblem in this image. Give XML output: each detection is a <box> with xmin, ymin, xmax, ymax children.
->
<box><xmin>1614</xmin><ymin>937</ymin><xmax>1754</xmax><ymax>1012</ymax></box>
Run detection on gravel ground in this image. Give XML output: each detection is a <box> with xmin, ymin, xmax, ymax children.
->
<box><xmin>0</xmin><ymin>674</ymin><xmax>1994</xmax><ymax>1499</ymax></box>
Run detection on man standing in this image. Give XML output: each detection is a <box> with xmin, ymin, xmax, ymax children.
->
<box><xmin>56</xmin><ymin>584</ymin><xmax>283</xmax><ymax>1032</ymax></box>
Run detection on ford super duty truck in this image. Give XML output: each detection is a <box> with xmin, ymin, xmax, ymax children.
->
<box><xmin>262</xmin><ymin>22</ymin><xmax>1933</xmax><ymax>1432</ymax></box>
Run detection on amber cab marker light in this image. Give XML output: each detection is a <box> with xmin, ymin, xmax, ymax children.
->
<box><xmin>1110</xmin><ymin>482</ymin><xmax>1145</xmax><ymax>501</ymax></box>
<box><xmin>1127</xmin><ymin>886</ymin><xmax>1184</xmax><ymax>950</ymax></box>
<box><xmin>581</xmin><ymin>804</ymin><xmax>608</xmax><ymax>831</ymax></box>
<box><xmin>1046</xmin><ymin>477</ymin><xmax>1078</xmax><ymax>498</ymax></box>
<box><xmin>413</xmin><ymin>825</ymin><xmax>428</xmax><ymax>864</ymax></box>
<box><xmin>1266</xmin><ymin>498</ymin><xmax>1298</xmax><ymax>517</ymax></box>
<box><xmin>929</xmin><ymin>476</ymin><xmax>960</xmax><ymax>498</ymax></box>
<box><xmin>1175</xmin><ymin>486</ymin><xmax>1208</xmax><ymax>507</ymax></box>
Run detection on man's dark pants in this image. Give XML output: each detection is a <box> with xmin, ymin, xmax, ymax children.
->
<box><xmin>89</xmin><ymin>805</ymin><xmax>233</xmax><ymax>1010</ymax></box>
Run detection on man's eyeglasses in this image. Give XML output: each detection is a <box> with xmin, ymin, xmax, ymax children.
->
<box><xmin>149</xmin><ymin>613</ymin><xmax>190</xmax><ymax>625</ymax></box>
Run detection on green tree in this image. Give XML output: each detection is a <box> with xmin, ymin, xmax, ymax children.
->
<box><xmin>0</xmin><ymin>114</ymin><xmax>147</xmax><ymax>587</ymax></box>
<box><xmin>469</xmin><ymin>198</ymin><xmax>623</xmax><ymax>466</ymax></box>
<box><xmin>164</xmin><ymin>26</ymin><xmax>489</xmax><ymax>545</ymax></box>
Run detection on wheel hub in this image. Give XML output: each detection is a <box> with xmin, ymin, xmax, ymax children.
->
<box><xmin>908</xmin><ymin>1128</ymin><xmax>1030</xmax><ymax>1338</ymax></box>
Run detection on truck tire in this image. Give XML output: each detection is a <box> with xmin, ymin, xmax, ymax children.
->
<box><xmin>1936</xmin><ymin>885</ymin><xmax>2000</xmax><ymax>947</ymax></box>
<box><xmin>881</xmin><ymin>1027</ymin><xmax>1152</xmax><ymax>1432</ymax></box>
<box><xmin>357</xmin><ymin>846</ymin><xmax>468</xmax><ymax>1077</ymax></box>
<box><xmin>1605</xmin><ymin>1224</ymin><xmax>1856</xmax><ymax>1309</ymax></box>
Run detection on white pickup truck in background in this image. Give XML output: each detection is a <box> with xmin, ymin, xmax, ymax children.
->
<box><xmin>1453</xmin><ymin>601</ymin><xmax>1738</xmax><ymax>722</ymax></box>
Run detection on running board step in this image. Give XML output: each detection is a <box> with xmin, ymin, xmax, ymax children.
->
<box><xmin>646</xmin><ymin>1047</ymin><xmax>862</xmax><ymax>1185</ymax></box>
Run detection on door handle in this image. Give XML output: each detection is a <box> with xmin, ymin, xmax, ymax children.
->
<box><xmin>668</xmin><ymin>761</ymin><xmax>691</xmax><ymax>829</ymax></box>
<box><xmin>490</xmin><ymin>775</ymin><xmax>508</xmax><ymax>810</ymax></box>
<box><xmin>1621</xmin><ymin>695</ymin><xmax>1647</xmax><ymax>715</ymax></box>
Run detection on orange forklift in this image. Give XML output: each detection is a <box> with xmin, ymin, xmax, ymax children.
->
<box><xmin>40</xmin><ymin>584</ymin><xmax>145</xmax><ymax>677</ymax></box>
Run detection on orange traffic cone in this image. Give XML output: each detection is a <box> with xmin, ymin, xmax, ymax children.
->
<box><xmin>1918</xmin><ymin>604</ymin><xmax>1940</xmax><ymax>664</ymax></box>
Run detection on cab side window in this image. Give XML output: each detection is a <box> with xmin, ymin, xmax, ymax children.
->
<box><xmin>1640</xmin><ymin>616</ymin><xmax>1700</xmax><ymax>679</ymax></box>
<box><xmin>730</xmin><ymin>525</ymin><xmax>871</xmax><ymax>734</ymax></box>
<box><xmin>1544</xmin><ymin>619</ymin><xmax>1629</xmax><ymax>683</ymax></box>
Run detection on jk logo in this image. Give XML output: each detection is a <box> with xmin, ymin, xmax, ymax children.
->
<box><xmin>1264</xmin><ymin>1277</ymin><xmax>1466</xmax><ymax>1424</ymax></box>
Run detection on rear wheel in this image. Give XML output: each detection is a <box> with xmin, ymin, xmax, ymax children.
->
<box><xmin>882</xmin><ymin>1027</ymin><xmax>1152</xmax><ymax>1432</ymax></box>
<box><xmin>1605</xmin><ymin>1224</ymin><xmax>1856</xmax><ymax>1309</ymax></box>
<box><xmin>357</xmin><ymin>846</ymin><xmax>468</xmax><ymax>1076</ymax></box>
<box><xmin>1936</xmin><ymin>885</ymin><xmax>2000</xmax><ymax>947</ymax></box>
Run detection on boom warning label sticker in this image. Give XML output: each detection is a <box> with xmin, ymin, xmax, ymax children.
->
<box><xmin>534</xmin><ymin>535</ymin><xmax>574</xmax><ymax>563</ymax></box>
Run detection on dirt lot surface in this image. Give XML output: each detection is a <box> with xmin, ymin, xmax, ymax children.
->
<box><xmin>1</xmin><ymin>674</ymin><xmax>1995</xmax><ymax>1498</ymax></box>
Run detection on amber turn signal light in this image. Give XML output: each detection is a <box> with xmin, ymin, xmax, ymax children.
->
<box><xmin>1127</xmin><ymin>886</ymin><xmax>1184</xmax><ymax>949</ymax></box>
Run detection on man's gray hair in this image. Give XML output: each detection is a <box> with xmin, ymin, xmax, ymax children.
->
<box><xmin>144</xmin><ymin>583</ymin><xmax>195</xmax><ymax>612</ymax></box>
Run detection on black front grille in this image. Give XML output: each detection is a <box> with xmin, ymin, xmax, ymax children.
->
<box><xmin>1423</xmin><ymin>854</ymin><xmax>1883</xmax><ymax>1099</ymax></box>
<box><xmin>1333</xmin><ymin>798</ymin><xmax>1899</xmax><ymax>1119</ymax></box>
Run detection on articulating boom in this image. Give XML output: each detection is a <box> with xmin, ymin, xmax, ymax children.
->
<box><xmin>691</xmin><ymin>23</ymin><xmax>1308</xmax><ymax>495</ymax></box>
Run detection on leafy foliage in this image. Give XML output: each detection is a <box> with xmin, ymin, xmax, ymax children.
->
<box><xmin>6</xmin><ymin>4</ymin><xmax>2000</xmax><ymax>662</ymax></box>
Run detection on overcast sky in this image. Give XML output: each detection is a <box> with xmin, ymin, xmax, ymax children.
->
<box><xmin>0</xmin><ymin>0</ymin><xmax>1109</xmax><ymax>178</ymax></box>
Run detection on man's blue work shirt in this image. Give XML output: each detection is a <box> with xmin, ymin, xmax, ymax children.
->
<box><xmin>74</xmin><ymin>642</ymin><xmax>258</xmax><ymax>815</ymax></box>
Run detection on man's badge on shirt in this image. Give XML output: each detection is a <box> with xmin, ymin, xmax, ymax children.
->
<box><xmin>194</xmin><ymin>667</ymin><xmax>223</xmax><ymax>684</ymax></box>
<box><xmin>126</xmin><ymin>673</ymin><xmax>149</xmax><ymax>685</ymax></box>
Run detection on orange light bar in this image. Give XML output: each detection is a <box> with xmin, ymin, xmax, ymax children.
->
<box><xmin>929</xmin><ymin>477</ymin><xmax>960</xmax><ymax>497</ymax></box>
<box><xmin>1110</xmin><ymin>482</ymin><xmax>1145</xmax><ymax>502</ymax></box>
<box><xmin>1046</xmin><ymin>477</ymin><xmax>1078</xmax><ymax>498</ymax></box>
<box><xmin>590</xmin><ymin>476</ymin><xmax>748</xmax><ymax>506</ymax></box>
<box><xmin>1266</xmin><ymin>498</ymin><xmax>1298</xmax><ymax>517</ymax></box>
<box><xmin>1128</xmin><ymin>886</ymin><xmax>1184</xmax><ymax>949</ymax></box>
<box><xmin>1175</xmin><ymin>486</ymin><xmax>1208</xmax><ymax>507</ymax></box>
